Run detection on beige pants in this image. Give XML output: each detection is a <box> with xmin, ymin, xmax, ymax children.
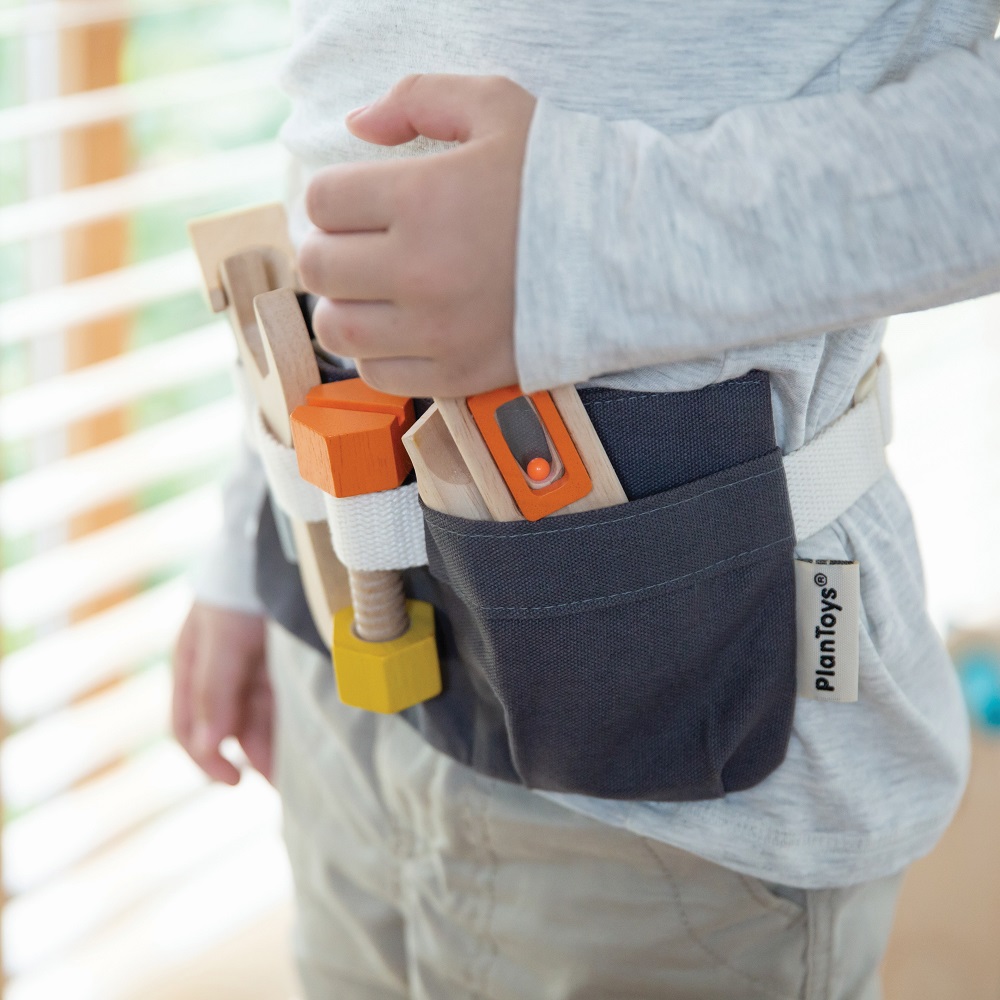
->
<box><xmin>268</xmin><ymin>623</ymin><xmax>902</xmax><ymax>1000</ymax></box>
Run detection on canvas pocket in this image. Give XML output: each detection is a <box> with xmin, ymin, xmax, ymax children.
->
<box><xmin>421</xmin><ymin>446</ymin><xmax>797</xmax><ymax>801</ymax></box>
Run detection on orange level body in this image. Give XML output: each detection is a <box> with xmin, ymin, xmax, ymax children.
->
<box><xmin>467</xmin><ymin>386</ymin><xmax>592</xmax><ymax>521</ymax></box>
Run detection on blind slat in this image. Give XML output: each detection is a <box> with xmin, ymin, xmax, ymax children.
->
<box><xmin>5</xmin><ymin>830</ymin><xmax>288</xmax><ymax>1000</ymax></box>
<box><xmin>0</xmin><ymin>398</ymin><xmax>241</xmax><ymax>536</ymax></box>
<box><xmin>3</xmin><ymin>742</ymin><xmax>204</xmax><ymax>895</ymax></box>
<box><xmin>0</xmin><ymin>322</ymin><xmax>233</xmax><ymax>441</ymax></box>
<box><xmin>1</xmin><ymin>665</ymin><xmax>172</xmax><ymax>813</ymax></box>
<box><xmin>3</xmin><ymin>774</ymin><xmax>280</xmax><ymax>976</ymax></box>
<box><xmin>2</xmin><ymin>5</ymin><xmax>293</xmax><ymax>996</ymax></box>
<box><xmin>0</xmin><ymin>0</ymin><xmax>236</xmax><ymax>39</ymax></box>
<box><xmin>1</xmin><ymin>579</ymin><xmax>191</xmax><ymax>726</ymax></box>
<box><xmin>0</xmin><ymin>53</ymin><xmax>281</xmax><ymax>141</ymax></box>
<box><xmin>0</xmin><ymin>250</ymin><xmax>202</xmax><ymax>346</ymax></box>
<box><xmin>0</xmin><ymin>142</ymin><xmax>284</xmax><ymax>245</ymax></box>
<box><xmin>0</xmin><ymin>488</ymin><xmax>220</xmax><ymax>630</ymax></box>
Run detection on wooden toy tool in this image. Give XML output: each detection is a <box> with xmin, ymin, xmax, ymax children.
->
<box><xmin>290</xmin><ymin>380</ymin><xmax>441</xmax><ymax>714</ymax></box>
<box><xmin>189</xmin><ymin>201</ymin><xmax>625</xmax><ymax>720</ymax></box>
<box><xmin>402</xmin><ymin>404</ymin><xmax>493</xmax><ymax>521</ymax></box>
<box><xmin>428</xmin><ymin>386</ymin><xmax>627</xmax><ymax>521</ymax></box>
<box><xmin>188</xmin><ymin>205</ymin><xmax>349</xmax><ymax>639</ymax></box>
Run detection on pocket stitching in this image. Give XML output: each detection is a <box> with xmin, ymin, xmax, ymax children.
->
<box><xmin>639</xmin><ymin>839</ymin><xmax>804</xmax><ymax>996</ymax></box>
<box><xmin>425</xmin><ymin>465</ymin><xmax>786</xmax><ymax>541</ymax></box>
<box><xmin>459</xmin><ymin>534</ymin><xmax>793</xmax><ymax>614</ymax></box>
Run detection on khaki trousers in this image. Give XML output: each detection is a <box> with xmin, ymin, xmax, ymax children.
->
<box><xmin>268</xmin><ymin>623</ymin><xmax>902</xmax><ymax>1000</ymax></box>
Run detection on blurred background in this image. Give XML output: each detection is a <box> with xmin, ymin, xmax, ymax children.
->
<box><xmin>1</xmin><ymin>0</ymin><xmax>295</xmax><ymax>996</ymax></box>
<box><xmin>0</xmin><ymin>1</ymin><xmax>998</xmax><ymax>998</ymax></box>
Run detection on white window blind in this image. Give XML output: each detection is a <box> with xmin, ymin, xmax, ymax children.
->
<box><xmin>0</xmin><ymin>1</ymin><xmax>296</xmax><ymax>997</ymax></box>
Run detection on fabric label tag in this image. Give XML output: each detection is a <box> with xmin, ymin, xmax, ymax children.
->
<box><xmin>795</xmin><ymin>559</ymin><xmax>860</xmax><ymax>703</ymax></box>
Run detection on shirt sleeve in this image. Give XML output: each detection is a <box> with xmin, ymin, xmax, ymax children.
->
<box><xmin>189</xmin><ymin>434</ymin><xmax>267</xmax><ymax>615</ymax></box>
<box><xmin>513</xmin><ymin>37</ymin><xmax>1000</xmax><ymax>393</ymax></box>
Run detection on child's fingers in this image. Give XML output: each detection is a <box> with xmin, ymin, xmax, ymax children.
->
<box><xmin>311</xmin><ymin>299</ymin><xmax>416</xmax><ymax>363</ymax></box>
<box><xmin>355</xmin><ymin>353</ymin><xmax>506</xmax><ymax>401</ymax></box>
<box><xmin>184</xmin><ymin>607</ymin><xmax>269</xmax><ymax>786</ymax></box>
<box><xmin>170</xmin><ymin>606</ymin><xmax>199</xmax><ymax>749</ymax></box>
<box><xmin>346</xmin><ymin>73</ymin><xmax>496</xmax><ymax>146</ymax></box>
<box><xmin>190</xmin><ymin>726</ymin><xmax>241</xmax><ymax>786</ymax></box>
<box><xmin>298</xmin><ymin>230</ymin><xmax>394</xmax><ymax>302</ymax></box>
<box><xmin>172</xmin><ymin>607</ymin><xmax>240</xmax><ymax>784</ymax></box>
<box><xmin>304</xmin><ymin>160</ymin><xmax>396</xmax><ymax>232</ymax></box>
<box><xmin>191</xmin><ymin>640</ymin><xmax>245</xmax><ymax>785</ymax></box>
<box><xmin>238</xmin><ymin>680</ymin><xmax>275</xmax><ymax>785</ymax></box>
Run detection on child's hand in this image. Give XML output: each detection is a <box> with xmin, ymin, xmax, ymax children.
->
<box><xmin>298</xmin><ymin>74</ymin><xmax>536</xmax><ymax>399</ymax></box>
<box><xmin>172</xmin><ymin>602</ymin><xmax>273</xmax><ymax>785</ymax></box>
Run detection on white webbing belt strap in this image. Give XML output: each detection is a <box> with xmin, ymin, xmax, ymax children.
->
<box><xmin>783</xmin><ymin>356</ymin><xmax>891</xmax><ymax>543</ymax></box>
<box><xmin>251</xmin><ymin>404</ymin><xmax>429</xmax><ymax>570</ymax></box>
<box><xmin>252</xmin><ymin>407</ymin><xmax>329</xmax><ymax>523</ymax></box>
<box><xmin>242</xmin><ymin>357</ymin><xmax>890</xmax><ymax>568</ymax></box>
<box><xmin>324</xmin><ymin>486</ymin><xmax>428</xmax><ymax>571</ymax></box>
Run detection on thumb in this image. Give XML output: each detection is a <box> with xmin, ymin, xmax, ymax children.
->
<box><xmin>346</xmin><ymin>73</ymin><xmax>484</xmax><ymax>146</ymax></box>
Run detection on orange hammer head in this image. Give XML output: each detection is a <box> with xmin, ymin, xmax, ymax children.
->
<box><xmin>290</xmin><ymin>379</ymin><xmax>415</xmax><ymax>497</ymax></box>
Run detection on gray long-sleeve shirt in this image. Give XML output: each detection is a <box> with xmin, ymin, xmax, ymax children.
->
<box><xmin>198</xmin><ymin>0</ymin><xmax>1000</xmax><ymax>886</ymax></box>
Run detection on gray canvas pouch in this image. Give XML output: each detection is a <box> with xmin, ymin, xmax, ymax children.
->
<box><xmin>413</xmin><ymin>374</ymin><xmax>797</xmax><ymax>800</ymax></box>
<box><xmin>255</xmin><ymin>353</ymin><xmax>798</xmax><ymax>801</ymax></box>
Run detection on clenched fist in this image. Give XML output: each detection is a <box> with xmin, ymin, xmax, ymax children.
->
<box><xmin>299</xmin><ymin>74</ymin><xmax>537</xmax><ymax>399</ymax></box>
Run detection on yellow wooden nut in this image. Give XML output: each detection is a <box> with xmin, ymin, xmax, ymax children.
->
<box><xmin>332</xmin><ymin>600</ymin><xmax>441</xmax><ymax>714</ymax></box>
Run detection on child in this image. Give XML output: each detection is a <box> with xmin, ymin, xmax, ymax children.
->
<box><xmin>173</xmin><ymin>2</ymin><xmax>1000</xmax><ymax>996</ymax></box>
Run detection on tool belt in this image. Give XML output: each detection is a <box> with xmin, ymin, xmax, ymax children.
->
<box><xmin>253</xmin><ymin>357</ymin><xmax>890</xmax><ymax>802</ymax></box>
<box><xmin>188</xmin><ymin>202</ymin><xmax>888</xmax><ymax>804</ymax></box>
